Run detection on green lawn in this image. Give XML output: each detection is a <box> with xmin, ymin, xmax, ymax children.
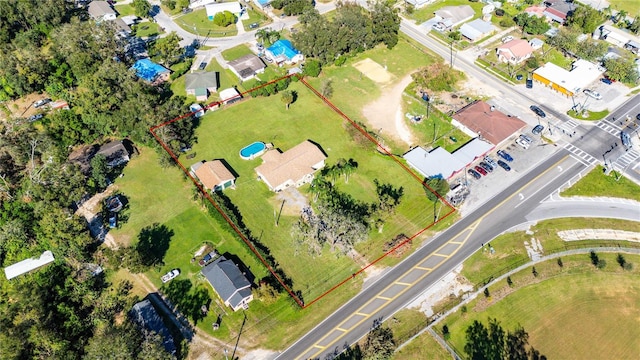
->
<box><xmin>567</xmin><ymin>109</ymin><xmax>609</xmax><ymax>120</ymax></box>
<box><xmin>461</xmin><ymin>217</ymin><xmax>640</xmax><ymax>286</ymax></box>
<box><xmin>133</xmin><ymin>22</ymin><xmax>164</xmax><ymax>38</ymax></box>
<box><xmin>221</xmin><ymin>44</ymin><xmax>255</xmax><ymax>61</ymax></box>
<box><xmin>545</xmin><ymin>47</ymin><xmax>573</xmax><ymax>69</ymax></box>
<box><xmin>242</xmin><ymin>9</ymin><xmax>271</xmax><ymax>32</ymax></box>
<box><xmin>182</xmin><ymin>79</ymin><xmax>440</xmax><ymax>301</ymax></box>
<box><xmin>441</xmin><ymin>254</ymin><xmax>640</xmax><ymax>359</ymax></box>
<box><xmin>175</xmin><ymin>9</ymin><xmax>238</xmax><ymax>37</ymax></box>
<box><xmin>409</xmin><ymin>0</ymin><xmax>483</xmax><ymax>23</ymax></box>
<box><xmin>115</xmin><ymin>4</ymin><xmax>135</xmax><ymax>17</ymax></box>
<box><xmin>561</xmin><ymin>164</ymin><xmax>640</xmax><ymax>201</ymax></box>
<box><xmin>608</xmin><ymin>0</ymin><xmax>640</xmax><ymax>16</ymax></box>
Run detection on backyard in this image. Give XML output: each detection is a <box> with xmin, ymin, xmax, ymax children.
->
<box><xmin>175</xmin><ymin>9</ymin><xmax>238</xmax><ymax>37</ymax></box>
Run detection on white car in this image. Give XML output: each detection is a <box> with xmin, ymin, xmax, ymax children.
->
<box><xmin>161</xmin><ymin>269</ymin><xmax>180</xmax><ymax>283</ymax></box>
<box><xmin>583</xmin><ymin>89</ymin><xmax>602</xmax><ymax>100</ymax></box>
<box><xmin>501</xmin><ymin>36</ymin><xmax>514</xmax><ymax>43</ymax></box>
<box><xmin>515</xmin><ymin>137</ymin><xmax>530</xmax><ymax>149</ymax></box>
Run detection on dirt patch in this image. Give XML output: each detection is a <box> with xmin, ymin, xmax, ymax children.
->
<box><xmin>0</xmin><ymin>93</ymin><xmax>51</xmax><ymax>121</ymax></box>
<box><xmin>272</xmin><ymin>187</ymin><xmax>309</xmax><ymax>217</ymax></box>
<box><xmin>74</xmin><ymin>186</ymin><xmax>120</xmax><ymax>249</ymax></box>
<box><xmin>362</xmin><ymin>75</ymin><xmax>417</xmax><ymax>147</ymax></box>
<box><xmin>408</xmin><ymin>265</ymin><xmax>473</xmax><ymax>317</ymax></box>
<box><xmin>353</xmin><ymin>58</ymin><xmax>395</xmax><ymax>84</ymax></box>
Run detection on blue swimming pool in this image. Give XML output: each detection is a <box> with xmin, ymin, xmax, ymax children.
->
<box><xmin>240</xmin><ymin>141</ymin><xmax>266</xmax><ymax>160</ymax></box>
<box><xmin>255</xmin><ymin>0</ymin><xmax>270</xmax><ymax>6</ymax></box>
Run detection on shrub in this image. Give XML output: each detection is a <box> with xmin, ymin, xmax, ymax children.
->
<box><xmin>170</xmin><ymin>58</ymin><xmax>193</xmax><ymax>80</ymax></box>
<box><xmin>495</xmin><ymin>9</ymin><xmax>505</xmax><ymax>17</ymax></box>
<box><xmin>213</xmin><ymin>11</ymin><xmax>236</xmax><ymax>27</ymax></box>
<box><xmin>303</xmin><ymin>58</ymin><xmax>322</xmax><ymax>77</ymax></box>
<box><xmin>483</xmin><ymin>287</ymin><xmax>490</xmax><ymax>298</ymax></box>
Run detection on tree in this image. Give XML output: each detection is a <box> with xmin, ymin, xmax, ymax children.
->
<box><xmin>531</xmin><ymin>266</ymin><xmax>538</xmax><ymax>277</ymax></box>
<box><xmin>412</xmin><ymin>62</ymin><xmax>465</xmax><ymax>92</ymax></box>
<box><xmin>484</xmin><ymin>287</ymin><xmax>490</xmax><ymax>298</ymax></box>
<box><xmin>213</xmin><ymin>10</ymin><xmax>236</xmax><ymax>27</ymax></box>
<box><xmin>603</xmin><ymin>56</ymin><xmax>639</xmax><ymax>83</ymax></box>
<box><xmin>374</xmin><ymin>179</ymin><xmax>404</xmax><ymax>214</ymax></box>
<box><xmin>465</xmin><ymin>320</ymin><xmax>491</xmax><ymax>360</ymax></box>
<box><xmin>280</xmin><ymin>90</ymin><xmax>293</xmax><ymax>109</ymax></box>
<box><xmin>557</xmin><ymin>257</ymin><xmax>563</xmax><ymax>267</ymax></box>
<box><xmin>506</xmin><ymin>326</ymin><xmax>529</xmax><ymax>360</ymax></box>
<box><xmin>132</xmin><ymin>0</ymin><xmax>152</xmax><ymax>19</ymax></box>
<box><xmin>514</xmin><ymin>13</ymin><xmax>550</xmax><ymax>35</ymax></box>
<box><xmin>566</xmin><ymin>5</ymin><xmax>606</xmax><ymax>33</ymax></box>
<box><xmin>507</xmin><ymin>276</ymin><xmax>513</xmax><ymax>287</ymax></box>
<box><xmin>150</xmin><ymin>32</ymin><xmax>183</xmax><ymax>66</ymax></box>
<box><xmin>362</xmin><ymin>325</ymin><xmax>395</xmax><ymax>360</ymax></box>
<box><xmin>91</xmin><ymin>154</ymin><xmax>110</xmax><ymax>190</ymax></box>
<box><xmin>320</xmin><ymin>78</ymin><xmax>333</xmax><ymax>98</ymax></box>
<box><xmin>371</xmin><ymin>0</ymin><xmax>401</xmax><ymax>49</ymax></box>
<box><xmin>423</xmin><ymin>177</ymin><xmax>449</xmax><ymax>202</ymax></box>
<box><xmin>303</xmin><ymin>58</ymin><xmax>322</xmax><ymax>77</ymax></box>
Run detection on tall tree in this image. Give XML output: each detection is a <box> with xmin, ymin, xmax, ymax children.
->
<box><xmin>150</xmin><ymin>32</ymin><xmax>183</xmax><ymax>66</ymax></box>
<box><xmin>362</xmin><ymin>325</ymin><xmax>396</xmax><ymax>360</ymax></box>
<box><xmin>423</xmin><ymin>177</ymin><xmax>449</xmax><ymax>202</ymax></box>
<box><xmin>281</xmin><ymin>90</ymin><xmax>293</xmax><ymax>109</ymax></box>
<box><xmin>566</xmin><ymin>5</ymin><xmax>606</xmax><ymax>33</ymax></box>
<box><xmin>132</xmin><ymin>0</ymin><xmax>152</xmax><ymax>19</ymax></box>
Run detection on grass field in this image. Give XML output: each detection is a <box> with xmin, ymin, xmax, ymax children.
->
<box><xmin>115</xmin><ymin>4</ymin><xmax>135</xmax><ymax>16</ymax></box>
<box><xmin>561</xmin><ymin>165</ymin><xmax>640</xmax><ymax>201</ymax></box>
<box><xmin>461</xmin><ymin>217</ymin><xmax>640</xmax><ymax>286</ymax></box>
<box><xmin>609</xmin><ymin>0</ymin><xmax>640</xmax><ymax>16</ymax></box>
<box><xmin>221</xmin><ymin>44</ymin><xmax>255</xmax><ymax>61</ymax></box>
<box><xmin>179</xmin><ymin>79</ymin><xmax>442</xmax><ymax>301</ymax></box>
<box><xmin>176</xmin><ymin>9</ymin><xmax>238</xmax><ymax>37</ymax></box>
<box><xmin>440</xmin><ymin>254</ymin><xmax>640</xmax><ymax>359</ymax></box>
<box><xmin>409</xmin><ymin>0</ymin><xmax>483</xmax><ymax>23</ymax></box>
<box><xmin>567</xmin><ymin>109</ymin><xmax>609</xmax><ymax>121</ymax></box>
<box><xmin>394</xmin><ymin>332</ymin><xmax>451</xmax><ymax>359</ymax></box>
<box><xmin>133</xmin><ymin>22</ymin><xmax>164</xmax><ymax>38</ymax></box>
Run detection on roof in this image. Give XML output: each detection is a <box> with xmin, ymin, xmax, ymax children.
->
<box><xmin>434</xmin><ymin>5</ymin><xmax>475</xmax><ymax>26</ymax></box>
<box><xmin>130</xmin><ymin>299</ymin><xmax>176</xmax><ymax>354</ymax></box>
<box><xmin>193</xmin><ymin>160</ymin><xmax>235</xmax><ymax>189</ymax></box>
<box><xmin>88</xmin><ymin>1</ymin><xmax>116</xmax><ymax>19</ymax></box>
<box><xmin>267</xmin><ymin>39</ymin><xmax>300</xmax><ymax>61</ymax></box>
<box><xmin>4</xmin><ymin>250</ymin><xmax>55</xmax><ymax>280</ymax></box>
<box><xmin>543</xmin><ymin>7</ymin><xmax>567</xmax><ymax>22</ymax></box>
<box><xmin>205</xmin><ymin>1</ymin><xmax>242</xmax><ymax>17</ymax></box>
<box><xmin>460</xmin><ymin>19</ymin><xmax>496</xmax><ymax>41</ymax></box>
<box><xmin>453</xmin><ymin>101</ymin><xmax>527</xmax><ymax>145</ymax></box>
<box><xmin>220</xmin><ymin>87</ymin><xmax>241</xmax><ymax>102</ymax></box>
<box><xmin>228</xmin><ymin>54</ymin><xmax>266</xmax><ymax>78</ymax></box>
<box><xmin>547</xmin><ymin>1</ymin><xmax>575</xmax><ymax>17</ymax></box>
<box><xmin>97</xmin><ymin>140</ymin><xmax>130</xmax><ymax>166</ymax></box>
<box><xmin>131</xmin><ymin>59</ymin><xmax>170</xmax><ymax>82</ymax></box>
<box><xmin>404</xmin><ymin>147</ymin><xmax>465</xmax><ymax>179</ymax></box>
<box><xmin>113</xmin><ymin>18</ymin><xmax>131</xmax><ymax>33</ymax></box>
<box><xmin>256</xmin><ymin>141</ymin><xmax>327</xmax><ymax>190</ymax></box>
<box><xmin>185</xmin><ymin>71</ymin><xmax>218</xmax><ymax>91</ymax></box>
<box><xmin>451</xmin><ymin>138</ymin><xmax>494</xmax><ymax>165</ymax></box>
<box><xmin>529</xmin><ymin>38</ymin><xmax>544</xmax><ymax>48</ymax></box>
<box><xmin>497</xmin><ymin>39</ymin><xmax>534</xmax><ymax>58</ymax></box>
<box><xmin>201</xmin><ymin>256</ymin><xmax>251</xmax><ymax>309</ymax></box>
<box><xmin>599</xmin><ymin>24</ymin><xmax>640</xmax><ymax>46</ymax></box>
<box><xmin>533</xmin><ymin>60</ymin><xmax>604</xmax><ymax>95</ymax></box>
<box><xmin>525</xmin><ymin>5</ymin><xmax>546</xmax><ymax>17</ymax></box>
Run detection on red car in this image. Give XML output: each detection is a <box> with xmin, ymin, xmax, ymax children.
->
<box><xmin>474</xmin><ymin>165</ymin><xmax>488</xmax><ymax>176</ymax></box>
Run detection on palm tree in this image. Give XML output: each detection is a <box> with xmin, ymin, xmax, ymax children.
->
<box><xmin>255</xmin><ymin>28</ymin><xmax>269</xmax><ymax>46</ymax></box>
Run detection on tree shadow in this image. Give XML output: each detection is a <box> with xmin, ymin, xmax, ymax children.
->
<box><xmin>136</xmin><ymin>223</ymin><xmax>174</xmax><ymax>267</ymax></box>
<box><xmin>162</xmin><ymin>279</ymin><xmax>211</xmax><ymax>325</ymax></box>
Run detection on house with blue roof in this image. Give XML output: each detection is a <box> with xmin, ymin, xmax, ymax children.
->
<box><xmin>265</xmin><ymin>39</ymin><xmax>304</xmax><ymax>66</ymax></box>
<box><xmin>130</xmin><ymin>58</ymin><xmax>171</xmax><ymax>83</ymax></box>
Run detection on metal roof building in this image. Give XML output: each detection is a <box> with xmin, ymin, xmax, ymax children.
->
<box><xmin>4</xmin><ymin>251</ymin><xmax>55</xmax><ymax>280</ymax></box>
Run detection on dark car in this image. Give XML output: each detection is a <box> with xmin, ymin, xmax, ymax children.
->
<box><xmin>198</xmin><ymin>62</ymin><xmax>207</xmax><ymax>70</ymax></box>
<box><xmin>636</xmin><ymin>113</ymin><xmax>640</xmax><ymax>121</ymax></box>
<box><xmin>601</xmin><ymin>77</ymin><xmax>613</xmax><ymax>85</ymax></box>
<box><xmin>479</xmin><ymin>161</ymin><xmax>494</xmax><ymax>173</ymax></box>
<box><xmin>497</xmin><ymin>150</ymin><xmax>514</xmax><ymax>162</ymax></box>
<box><xmin>474</xmin><ymin>165</ymin><xmax>488</xmax><ymax>176</ymax></box>
<box><xmin>532</xmin><ymin>124</ymin><xmax>544</xmax><ymax>135</ymax></box>
<box><xmin>497</xmin><ymin>160</ymin><xmax>511</xmax><ymax>171</ymax></box>
<box><xmin>28</xmin><ymin>113</ymin><xmax>44</xmax><ymax>122</ymax></box>
<box><xmin>530</xmin><ymin>105</ymin><xmax>546</xmax><ymax>118</ymax></box>
<box><xmin>526</xmin><ymin>78</ymin><xmax>533</xmax><ymax>88</ymax></box>
<box><xmin>249</xmin><ymin>22</ymin><xmax>259</xmax><ymax>29</ymax></box>
<box><xmin>182</xmin><ymin>7</ymin><xmax>192</xmax><ymax>14</ymax></box>
<box><xmin>468</xmin><ymin>169</ymin><xmax>481</xmax><ymax>179</ymax></box>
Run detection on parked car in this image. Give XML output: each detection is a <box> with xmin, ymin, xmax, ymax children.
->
<box><xmin>497</xmin><ymin>160</ymin><xmax>511</xmax><ymax>171</ymax></box>
<box><xmin>28</xmin><ymin>113</ymin><xmax>44</xmax><ymax>122</ymax></box>
<box><xmin>198</xmin><ymin>62</ymin><xmax>207</xmax><ymax>70</ymax></box>
<box><xmin>601</xmin><ymin>77</ymin><xmax>613</xmax><ymax>85</ymax></box>
<box><xmin>532</xmin><ymin>124</ymin><xmax>544</xmax><ymax>135</ymax></box>
<box><xmin>161</xmin><ymin>269</ymin><xmax>180</xmax><ymax>283</ymax></box>
<box><xmin>583</xmin><ymin>89</ymin><xmax>602</xmax><ymax>100</ymax></box>
<box><xmin>249</xmin><ymin>22</ymin><xmax>259</xmax><ymax>29</ymax></box>
<box><xmin>474</xmin><ymin>165</ymin><xmax>488</xmax><ymax>176</ymax></box>
<box><xmin>108</xmin><ymin>214</ymin><xmax>117</xmax><ymax>228</ymax></box>
<box><xmin>529</xmin><ymin>105</ymin><xmax>546</xmax><ymax>118</ymax></box>
<box><xmin>483</xmin><ymin>156</ymin><xmax>498</xmax><ymax>168</ymax></box>
<box><xmin>33</xmin><ymin>98</ymin><xmax>51</xmax><ymax>108</ymax></box>
<box><xmin>182</xmin><ymin>7</ymin><xmax>192</xmax><ymax>14</ymax></box>
<box><xmin>468</xmin><ymin>168</ymin><xmax>482</xmax><ymax>179</ymax></box>
<box><xmin>479</xmin><ymin>161</ymin><xmax>494</xmax><ymax>173</ymax></box>
<box><xmin>636</xmin><ymin>113</ymin><xmax>640</xmax><ymax>121</ymax></box>
<box><xmin>497</xmin><ymin>150</ymin><xmax>514</xmax><ymax>162</ymax></box>
<box><xmin>432</xmin><ymin>23</ymin><xmax>447</xmax><ymax>32</ymax></box>
<box><xmin>621</xmin><ymin>131</ymin><xmax>632</xmax><ymax>148</ymax></box>
<box><xmin>515</xmin><ymin>137</ymin><xmax>530</xmax><ymax>149</ymax></box>
<box><xmin>526</xmin><ymin>78</ymin><xmax>533</xmax><ymax>89</ymax></box>
<box><xmin>519</xmin><ymin>134</ymin><xmax>533</xmax><ymax>144</ymax></box>
<box><xmin>501</xmin><ymin>35</ymin><xmax>514</xmax><ymax>43</ymax></box>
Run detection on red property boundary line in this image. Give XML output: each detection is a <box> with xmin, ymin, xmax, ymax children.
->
<box><xmin>150</xmin><ymin>74</ymin><xmax>456</xmax><ymax>309</ymax></box>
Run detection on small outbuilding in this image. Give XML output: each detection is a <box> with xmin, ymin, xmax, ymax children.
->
<box><xmin>4</xmin><ymin>251</ymin><xmax>55</xmax><ymax>280</ymax></box>
<box><xmin>228</xmin><ymin>54</ymin><xmax>266</xmax><ymax>81</ymax></box>
<box><xmin>191</xmin><ymin>160</ymin><xmax>236</xmax><ymax>192</ymax></box>
<box><xmin>202</xmin><ymin>256</ymin><xmax>253</xmax><ymax>311</ymax></box>
<box><xmin>219</xmin><ymin>87</ymin><xmax>242</xmax><ymax>104</ymax></box>
<box><xmin>186</xmin><ymin>71</ymin><xmax>218</xmax><ymax>101</ymax></box>
<box><xmin>129</xmin><ymin>298</ymin><xmax>176</xmax><ymax>355</ymax></box>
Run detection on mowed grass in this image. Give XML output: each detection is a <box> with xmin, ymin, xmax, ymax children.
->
<box><xmin>176</xmin><ymin>9</ymin><xmax>238</xmax><ymax>37</ymax></box>
<box><xmin>183</xmin><ymin>79</ymin><xmax>437</xmax><ymax>301</ymax></box>
<box><xmin>221</xmin><ymin>44</ymin><xmax>254</xmax><ymax>61</ymax></box>
<box><xmin>561</xmin><ymin>164</ymin><xmax>640</xmax><ymax>201</ymax></box>
<box><xmin>394</xmin><ymin>332</ymin><xmax>452</xmax><ymax>360</ymax></box>
<box><xmin>608</xmin><ymin>0</ymin><xmax>640</xmax><ymax>16</ymax></box>
<box><xmin>409</xmin><ymin>0</ymin><xmax>483</xmax><ymax>23</ymax></box>
<box><xmin>442</xmin><ymin>254</ymin><xmax>640</xmax><ymax>359</ymax></box>
<box><xmin>461</xmin><ymin>217</ymin><xmax>640</xmax><ymax>286</ymax></box>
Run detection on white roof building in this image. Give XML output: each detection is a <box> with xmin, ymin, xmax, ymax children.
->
<box><xmin>4</xmin><ymin>251</ymin><xmax>55</xmax><ymax>280</ymax></box>
<box><xmin>205</xmin><ymin>2</ymin><xmax>243</xmax><ymax>20</ymax></box>
<box><xmin>219</xmin><ymin>88</ymin><xmax>242</xmax><ymax>104</ymax></box>
<box><xmin>532</xmin><ymin>59</ymin><xmax>604</xmax><ymax>97</ymax></box>
<box><xmin>459</xmin><ymin>19</ymin><xmax>496</xmax><ymax>42</ymax></box>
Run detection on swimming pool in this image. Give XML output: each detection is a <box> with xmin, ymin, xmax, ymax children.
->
<box><xmin>255</xmin><ymin>0</ymin><xmax>270</xmax><ymax>6</ymax></box>
<box><xmin>240</xmin><ymin>141</ymin><xmax>266</xmax><ymax>160</ymax></box>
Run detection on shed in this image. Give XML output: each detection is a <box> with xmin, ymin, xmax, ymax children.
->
<box><xmin>185</xmin><ymin>71</ymin><xmax>218</xmax><ymax>101</ymax></box>
<box><xmin>228</xmin><ymin>54</ymin><xmax>266</xmax><ymax>81</ymax></box>
<box><xmin>529</xmin><ymin>38</ymin><xmax>544</xmax><ymax>50</ymax></box>
<box><xmin>202</xmin><ymin>256</ymin><xmax>253</xmax><ymax>311</ymax></box>
<box><xmin>4</xmin><ymin>251</ymin><xmax>55</xmax><ymax>280</ymax></box>
<box><xmin>220</xmin><ymin>88</ymin><xmax>242</xmax><ymax>104</ymax></box>
<box><xmin>191</xmin><ymin>160</ymin><xmax>236</xmax><ymax>191</ymax></box>
<box><xmin>129</xmin><ymin>299</ymin><xmax>176</xmax><ymax>354</ymax></box>
<box><xmin>459</xmin><ymin>19</ymin><xmax>496</xmax><ymax>42</ymax></box>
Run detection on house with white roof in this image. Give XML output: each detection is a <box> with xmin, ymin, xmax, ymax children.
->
<box><xmin>205</xmin><ymin>2</ymin><xmax>243</xmax><ymax>21</ymax></box>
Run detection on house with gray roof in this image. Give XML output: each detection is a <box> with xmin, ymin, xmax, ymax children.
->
<box><xmin>96</xmin><ymin>140</ymin><xmax>132</xmax><ymax>167</ymax></box>
<box><xmin>88</xmin><ymin>1</ymin><xmax>117</xmax><ymax>22</ymax></box>
<box><xmin>228</xmin><ymin>54</ymin><xmax>266</xmax><ymax>81</ymax></box>
<box><xmin>185</xmin><ymin>71</ymin><xmax>218</xmax><ymax>101</ymax></box>
<box><xmin>434</xmin><ymin>5</ymin><xmax>475</xmax><ymax>28</ymax></box>
<box><xmin>129</xmin><ymin>299</ymin><xmax>176</xmax><ymax>355</ymax></box>
<box><xmin>459</xmin><ymin>19</ymin><xmax>496</xmax><ymax>42</ymax></box>
<box><xmin>202</xmin><ymin>256</ymin><xmax>253</xmax><ymax>311</ymax></box>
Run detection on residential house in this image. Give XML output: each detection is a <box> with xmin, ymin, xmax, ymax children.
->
<box><xmin>532</xmin><ymin>59</ymin><xmax>604</xmax><ymax>97</ymax></box>
<box><xmin>97</xmin><ymin>140</ymin><xmax>132</xmax><ymax>167</ymax></box>
<box><xmin>595</xmin><ymin>24</ymin><xmax>640</xmax><ymax>51</ymax></box>
<box><xmin>185</xmin><ymin>71</ymin><xmax>218</xmax><ymax>101</ymax></box>
<box><xmin>529</xmin><ymin>38</ymin><xmax>544</xmax><ymax>50</ymax></box>
<box><xmin>131</xmin><ymin>58</ymin><xmax>171</xmax><ymax>83</ymax></box>
<box><xmin>497</xmin><ymin>39</ymin><xmax>534</xmax><ymax>64</ymax></box>
<box><xmin>251</xmin><ymin>0</ymin><xmax>272</xmax><ymax>9</ymax></box>
<box><xmin>265</xmin><ymin>39</ymin><xmax>304</xmax><ymax>66</ymax></box>
<box><xmin>219</xmin><ymin>87</ymin><xmax>242</xmax><ymax>104</ymax></box>
<box><xmin>129</xmin><ymin>298</ymin><xmax>176</xmax><ymax>355</ymax></box>
<box><xmin>205</xmin><ymin>2</ymin><xmax>243</xmax><ymax>21</ymax></box>
<box><xmin>228</xmin><ymin>54</ymin><xmax>266</xmax><ymax>81</ymax></box>
<box><xmin>202</xmin><ymin>256</ymin><xmax>253</xmax><ymax>311</ymax></box>
<box><xmin>113</xmin><ymin>18</ymin><xmax>132</xmax><ymax>37</ymax></box>
<box><xmin>190</xmin><ymin>160</ymin><xmax>236</xmax><ymax>192</ymax></box>
<box><xmin>459</xmin><ymin>19</ymin><xmax>496</xmax><ymax>42</ymax></box>
<box><xmin>88</xmin><ymin>1</ymin><xmax>117</xmax><ymax>21</ymax></box>
<box><xmin>4</xmin><ymin>251</ymin><xmax>55</xmax><ymax>280</ymax></box>
<box><xmin>451</xmin><ymin>101</ymin><xmax>526</xmax><ymax>146</ymax></box>
<box><xmin>433</xmin><ymin>5</ymin><xmax>475</xmax><ymax>29</ymax></box>
<box><xmin>404</xmin><ymin>0</ymin><xmax>436</xmax><ymax>9</ymax></box>
<box><xmin>542</xmin><ymin>0</ymin><xmax>576</xmax><ymax>24</ymax></box>
<box><xmin>524</xmin><ymin>5</ymin><xmax>546</xmax><ymax>18</ymax></box>
<box><xmin>255</xmin><ymin>140</ymin><xmax>326</xmax><ymax>192</ymax></box>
